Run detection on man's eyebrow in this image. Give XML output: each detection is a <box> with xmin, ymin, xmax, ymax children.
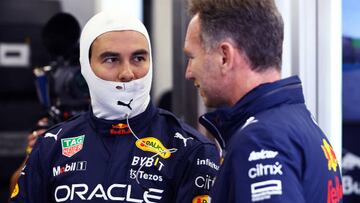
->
<box><xmin>132</xmin><ymin>49</ymin><xmax>149</xmax><ymax>56</ymax></box>
<box><xmin>99</xmin><ymin>51</ymin><xmax>120</xmax><ymax>59</ymax></box>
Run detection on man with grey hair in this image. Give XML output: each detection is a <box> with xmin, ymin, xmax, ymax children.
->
<box><xmin>184</xmin><ymin>0</ymin><xmax>343</xmax><ymax>202</ymax></box>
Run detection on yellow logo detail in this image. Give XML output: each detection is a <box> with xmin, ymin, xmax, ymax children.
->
<box><xmin>135</xmin><ymin>137</ymin><xmax>171</xmax><ymax>159</ymax></box>
<box><xmin>11</xmin><ymin>183</ymin><xmax>19</xmax><ymax>198</ymax></box>
<box><xmin>321</xmin><ymin>138</ymin><xmax>338</xmax><ymax>172</ymax></box>
<box><xmin>192</xmin><ymin>195</ymin><xmax>211</xmax><ymax>203</ymax></box>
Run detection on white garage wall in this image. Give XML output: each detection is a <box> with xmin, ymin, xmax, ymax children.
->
<box><xmin>59</xmin><ymin>0</ymin><xmax>96</xmax><ymax>28</ymax></box>
<box><xmin>151</xmin><ymin>0</ymin><xmax>173</xmax><ymax>105</ymax></box>
<box><xmin>276</xmin><ymin>0</ymin><xmax>342</xmax><ymax>162</ymax></box>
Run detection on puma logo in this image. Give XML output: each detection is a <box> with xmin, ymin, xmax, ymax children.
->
<box><xmin>44</xmin><ymin>128</ymin><xmax>62</xmax><ymax>141</ymax></box>
<box><xmin>174</xmin><ymin>132</ymin><xmax>193</xmax><ymax>147</ymax></box>
<box><xmin>117</xmin><ymin>99</ymin><xmax>133</xmax><ymax>110</ymax></box>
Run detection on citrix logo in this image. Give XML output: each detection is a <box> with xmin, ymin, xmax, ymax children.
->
<box><xmin>54</xmin><ymin>184</ymin><xmax>163</xmax><ymax>202</ymax></box>
<box><xmin>195</xmin><ymin>175</ymin><xmax>215</xmax><ymax>191</ymax></box>
<box><xmin>248</xmin><ymin>162</ymin><xmax>283</xmax><ymax>179</ymax></box>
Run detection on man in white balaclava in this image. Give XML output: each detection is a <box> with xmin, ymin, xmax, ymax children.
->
<box><xmin>10</xmin><ymin>11</ymin><xmax>219</xmax><ymax>203</ymax></box>
<box><xmin>80</xmin><ymin>11</ymin><xmax>152</xmax><ymax>120</ymax></box>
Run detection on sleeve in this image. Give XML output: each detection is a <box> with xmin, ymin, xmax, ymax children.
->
<box><xmin>9</xmin><ymin>139</ymin><xmax>49</xmax><ymax>203</ymax></box>
<box><xmin>175</xmin><ymin>143</ymin><xmax>220</xmax><ymax>203</ymax></box>
<box><xmin>210</xmin><ymin>124</ymin><xmax>305</xmax><ymax>203</ymax></box>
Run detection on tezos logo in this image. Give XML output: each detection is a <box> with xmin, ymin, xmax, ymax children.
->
<box><xmin>61</xmin><ymin>135</ymin><xmax>85</xmax><ymax>158</ymax></box>
<box><xmin>135</xmin><ymin>137</ymin><xmax>171</xmax><ymax>159</ymax></box>
<box><xmin>129</xmin><ymin>169</ymin><xmax>163</xmax><ymax>182</ymax></box>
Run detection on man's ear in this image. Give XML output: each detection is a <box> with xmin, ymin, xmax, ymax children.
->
<box><xmin>218</xmin><ymin>41</ymin><xmax>236</xmax><ymax>74</ymax></box>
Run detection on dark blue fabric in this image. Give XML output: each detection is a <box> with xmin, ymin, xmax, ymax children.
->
<box><xmin>200</xmin><ymin>76</ymin><xmax>343</xmax><ymax>203</ymax></box>
<box><xmin>10</xmin><ymin>102</ymin><xmax>220</xmax><ymax>203</ymax></box>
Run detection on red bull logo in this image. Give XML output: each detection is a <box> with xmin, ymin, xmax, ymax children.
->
<box><xmin>321</xmin><ymin>139</ymin><xmax>338</xmax><ymax>172</ymax></box>
<box><xmin>327</xmin><ymin>176</ymin><xmax>343</xmax><ymax>203</ymax></box>
<box><xmin>110</xmin><ymin>123</ymin><xmax>131</xmax><ymax>135</ymax></box>
<box><xmin>192</xmin><ymin>195</ymin><xmax>211</xmax><ymax>203</ymax></box>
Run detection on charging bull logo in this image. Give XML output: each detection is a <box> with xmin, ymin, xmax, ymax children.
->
<box><xmin>136</xmin><ymin>137</ymin><xmax>171</xmax><ymax>159</ymax></box>
<box><xmin>110</xmin><ymin>123</ymin><xmax>131</xmax><ymax>135</ymax></box>
<box><xmin>321</xmin><ymin>139</ymin><xmax>338</xmax><ymax>172</ymax></box>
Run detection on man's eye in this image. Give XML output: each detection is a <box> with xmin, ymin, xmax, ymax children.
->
<box><xmin>103</xmin><ymin>57</ymin><xmax>118</xmax><ymax>63</ymax></box>
<box><xmin>133</xmin><ymin>55</ymin><xmax>146</xmax><ymax>63</ymax></box>
<box><xmin>185</xmin><ymin>54</ymin><xmax>194</xmax><ymax>60</ymax></box>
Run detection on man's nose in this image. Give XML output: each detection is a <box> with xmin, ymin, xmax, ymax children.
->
<box><xmin>185</xmin><ymin>65</ymin><xmax>193</xmax><ymax>80</ymax></box>
<box><xmin>118</xmin><ymin>63</ymin><xmax>135</xmax><ymax>82</ymax></box>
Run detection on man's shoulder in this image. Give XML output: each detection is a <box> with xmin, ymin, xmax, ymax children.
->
<box><xmin>241</xmin><ymin>103</ymin><xmax>311</xmax><ymax>133</ymax></box>
<box><xmin>35</xmin><ymin>112</ymin><xmax>88</xmax><ymax>151</ymax></box>
<box><xmin>157</xmin><ymin>108</ymin><xmax>215</xmax><ymax>146</ymax></box>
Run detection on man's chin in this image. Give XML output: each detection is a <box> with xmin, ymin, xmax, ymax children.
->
<box><xmin>202</xmin><ymin>97</ymin><xmax>227</xmax><ymax>109</ymax></box>
<box><xmin>203</xmin><ymin>97</ymin><xmax>215</xmax><ymax>108</ymax></box>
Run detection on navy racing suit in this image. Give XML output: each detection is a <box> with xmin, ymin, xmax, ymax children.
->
<box><xmin>10</xmin><ymin>103</ymin><xmax>220</xmax><ymax>203</ymax></box>
<box><xmin>200</xmin><ymin>76</ymin><xmax>343</xmax><ymax>203</ymax></box>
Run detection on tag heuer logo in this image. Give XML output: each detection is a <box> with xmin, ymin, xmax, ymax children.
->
<box><xmin>61</xmin><ymin>135</ymin><xmax>85</xmax><ymax>157</ymax></box>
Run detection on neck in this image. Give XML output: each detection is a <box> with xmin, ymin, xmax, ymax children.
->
<box><xmin>229</xmin><ymin>67</ymin><xmax>281</xmax><ymax>106</ymax></box>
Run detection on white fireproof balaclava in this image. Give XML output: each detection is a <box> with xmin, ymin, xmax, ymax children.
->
<box><xmin>80</xmin><ymin>11</ymin><xmax>152</xmax><ymax>120</ymax></box>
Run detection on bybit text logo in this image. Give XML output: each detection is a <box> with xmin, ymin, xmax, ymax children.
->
<box><xmin>131</xmin><ymin>156</ymin><xmax>165</xmax><ymax>171</ymax></box>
